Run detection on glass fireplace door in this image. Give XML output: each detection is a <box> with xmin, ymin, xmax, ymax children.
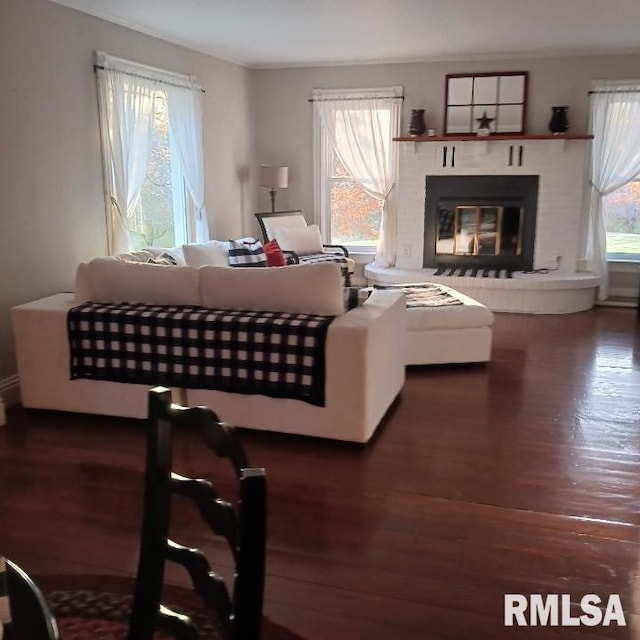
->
<box><xmin>437</xmin><ymin>205</ymin><xmax>523</xmax><ymax>257</ymax></box>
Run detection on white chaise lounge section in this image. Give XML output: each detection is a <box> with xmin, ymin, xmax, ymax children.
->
<box><xmin>402</xmin><ymin>284</ymin><xmax>494</xmax><ymax>366</ymax></box>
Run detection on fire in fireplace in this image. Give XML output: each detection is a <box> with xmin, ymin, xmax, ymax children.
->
<box><xmin>423</xmin><ymin>175</ymin><xmax>539</xmax><ymax>271</ymax></box>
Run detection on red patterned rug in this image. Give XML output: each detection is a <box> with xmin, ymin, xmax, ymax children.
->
<box><xmin>35</xmin><ymin>574</ymin><xmax>303</xmax><ymax>640</ymax></box>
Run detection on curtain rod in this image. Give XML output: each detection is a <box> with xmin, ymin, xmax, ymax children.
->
<box><xmin>308</xmin><ymin>95</ymin><xmax>404</xmax><ymax>102</ymax></box>
<box><xmin>588</xmin><ymin>89</ymin><xmax>640</xmax><ymax>95</ymax></box>
<box><xmin>93</xmin><ymin>64</ymin><xmax>205</xmax><ymax>93</ymax></box>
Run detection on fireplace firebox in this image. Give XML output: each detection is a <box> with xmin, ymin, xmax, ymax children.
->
<box><xmin>423</xmin><ymin>175</ymin><xmax>539</xmax><ymax>271</ymax></box>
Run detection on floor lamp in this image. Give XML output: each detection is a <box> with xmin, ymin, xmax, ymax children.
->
<box><xmin>259</xmin><ymin>165</ymin><xmax>288</xmax><ymax>213</ymax></box>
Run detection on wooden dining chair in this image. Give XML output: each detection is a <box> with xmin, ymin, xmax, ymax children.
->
<box><xmin>3</xmin><ymin>558</ymin><xmax>59</xmax><ymax>640</ymax></box>
<box><xmin>127</xmin><ymin>387</ymin><xmax>267</xmax><ymax>640</ymax></box>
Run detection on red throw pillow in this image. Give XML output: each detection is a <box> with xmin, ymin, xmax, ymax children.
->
<box><xmin>264</xmin><ymin>239</ymin><xmax>286</xmax><ymax>267</ymax></box>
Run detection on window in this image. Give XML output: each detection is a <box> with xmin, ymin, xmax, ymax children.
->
<box><xmin>590</xmin><ymin>79</ymin><xmax>640</xmax><ymax>272</ymax></box>
<box><xmin>603</xmin><ymin>179</ymin><xmax>640</xmax><ymax>261</ymax></box>
<box><xmin>95</xmin><ymin>52</ymin><xmax>207</xmax><ymax>255</ymax></box>
<box><xmin>314</xmin><ymin>87</ymin><xmax>402</xmax><ymax>252</ymax></box>
<box><xmin>130</xmin><ymin>93</ymin><xmax>185</xmax><ymax>249</ymax></box>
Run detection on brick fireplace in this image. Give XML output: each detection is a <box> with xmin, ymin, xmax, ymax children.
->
<box><xmin>365</xmin><ymin>136</ymin><xmax>600</xmax><ymax>313</ymax></box>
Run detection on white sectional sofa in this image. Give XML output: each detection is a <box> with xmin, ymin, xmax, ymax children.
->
<box><xmin>12</xmin><ymin>258</ymin><xmax>405</xmax><ymax>444</ymax></box>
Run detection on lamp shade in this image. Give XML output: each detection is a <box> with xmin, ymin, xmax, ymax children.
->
<box><xmin>259</xmin><ymin>165</ymin><xmax>288</xmax><ymax>189</ymax></box>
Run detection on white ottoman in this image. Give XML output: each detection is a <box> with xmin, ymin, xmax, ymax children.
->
<box><xmin>376</xmin><ymin>283</ymin><xmax>494</xmax><ymax>366</ymax></box>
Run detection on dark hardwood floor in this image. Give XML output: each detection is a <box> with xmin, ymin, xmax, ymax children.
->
<box><xmin>1</xmin><ymin>307</ymin><xmax>640</xmax><ymax>639</ymax></box>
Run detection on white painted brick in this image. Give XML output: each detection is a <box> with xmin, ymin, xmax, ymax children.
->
<box><xmin>395</xmin><ymin>139</ymin><xmax>590</xmax><ymax>271</ymax></box>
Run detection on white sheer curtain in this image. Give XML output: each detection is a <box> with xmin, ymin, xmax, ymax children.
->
<box><xmin>96</xmin><ymin>52</ymin><xmax>155</xmax><ymax>254</ymax></box>
<box><xmin>96</xmin><ymin>52</ymin><xmax>209</xmax><ymax>253</ymax></box>
<box><xmin>586</xmin><ymin>80</ymin><xmax>640</xmax><ymax>300</ymax></box>
<box><xmin>166</xmin><ymin>83</ymin><xmax>209</xmax><ymax>243</ymax></box>
<box><xmin>313</xmin><ymin>88</ymin><xmax>402</xmax><ymax>267</ymax></box>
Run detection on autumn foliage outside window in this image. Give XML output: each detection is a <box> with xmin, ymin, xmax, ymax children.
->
<box><xmin>130</xmin><ymin>94</ymin><xmax>179</xmax><ymax>249</ymax></box>
<box><xmin>329</xmin><ymin>156</ymin><xmax>382</xmax><ymax>247</ymax></box>
<box><xmin>603</xmin><ymin>179</ymin><xmax>640</xmax><ymax>256</ymax></box>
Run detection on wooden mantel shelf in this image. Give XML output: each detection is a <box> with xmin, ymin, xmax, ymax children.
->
<box><xmin>394</xmin><ymin>134</ymin><xmax>593</xmax><ymax>142</ymax></box>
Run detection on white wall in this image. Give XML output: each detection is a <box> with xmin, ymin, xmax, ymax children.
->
<box><xmin>0</xmin><ymin>0</ymin><xmax>256</xmax><ymax>381</ymax></box>
<box><xmin>252</xmin><ymin>53</ymin><xmax>640</xmax><ymax>219</ymax></box>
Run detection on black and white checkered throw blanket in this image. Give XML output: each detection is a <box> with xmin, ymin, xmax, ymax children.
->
<box><xmin>374</xmin><ymin>283</ymin><xmax>464</xmax><ymax>308</ymax></box>
<box><xmin>68</xmin><ymin>303</ymin><xmax>335</xmax><ymax>407</ymax></box>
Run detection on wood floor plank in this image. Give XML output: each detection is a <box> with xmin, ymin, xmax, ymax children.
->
<box><xmin>1</xmin><ymin>307</ymin><xmax>639</xmax><ymax>638</ymax></box>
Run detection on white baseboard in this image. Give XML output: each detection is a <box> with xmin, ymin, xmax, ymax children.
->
<box><xmin>608</xmin><ymin>287</ymin><xmax>639</xmax><ymax>300</ymax></box>
<box><xmin>0</xmin><ymin>374</ymin><xmax>21</xmax><ymax>408</ymax></box>
<box><xmin>596</xmin><ymin>298</ymin><xmax>638</xmax><ymax>309</ymax></box>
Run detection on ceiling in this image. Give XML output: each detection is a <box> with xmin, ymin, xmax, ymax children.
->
<box><xmin>48</xmin><ymin>0</ymin><xmax>640</xmax><ymax>68</ymax></box>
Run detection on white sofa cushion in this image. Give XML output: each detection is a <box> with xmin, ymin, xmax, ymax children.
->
<box><xmin>199</xmin><ymin>262</ymin><xmax>345</xmax><ymax>316</ymax></box>
<box><xmin>182</xmin><ymin>240</ymin><xmax>229</xmax><ymax>268</ymax></box>
<box><xmin>274</xmin><ymin>224</ymin><xmax>324</xmax><ymax>255</ymax></box>
<box><xmin>85</xmin><ymin>257</ymin><xmax>200</xmax><ymax>306</ymax></box>
<box><xmin>74</xmin><ymin>262</ymin><xmax>93</xmax><ymax>302</ymax></box>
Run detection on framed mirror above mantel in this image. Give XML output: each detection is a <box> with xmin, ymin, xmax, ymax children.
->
<box><xmin>443</xmin><ymin>71</ymin><xmax>528</xmax><ymax>136</ymax></box>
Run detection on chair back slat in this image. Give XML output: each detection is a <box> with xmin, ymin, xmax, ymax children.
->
<box><xmin>164</xmin><ymin>541</ymin><xmax>232</xmax><ymax>622</ymax></box>
<box><xmin>169</xmin><ymin>475</ymin><xmax>238</xmax><ymax>552</ymax></box>
<box><xmin>127</xmin><ymin>387</ymin><xmax>266</xmax><ymax>640</ymax></box>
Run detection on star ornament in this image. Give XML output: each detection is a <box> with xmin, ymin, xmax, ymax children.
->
<box><xmin>475</xmin><ymin>111</ymin><xmax>495</xmax><ymax>131</ymax></box>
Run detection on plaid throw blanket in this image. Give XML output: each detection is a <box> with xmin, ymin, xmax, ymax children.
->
<box><xmin>68</xmin><ymin>303</ymin><xmax>335</xmax><ymax>407</ymax></box>
<box><xmin>374</xmin><ymin>283</ymin><xmax>464</xmax><ymax>308</ymax></box>
<box><xmin>297</xmin><ymin>252</ymin><xmax>348</xmax><ymax>267</ymax></box>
